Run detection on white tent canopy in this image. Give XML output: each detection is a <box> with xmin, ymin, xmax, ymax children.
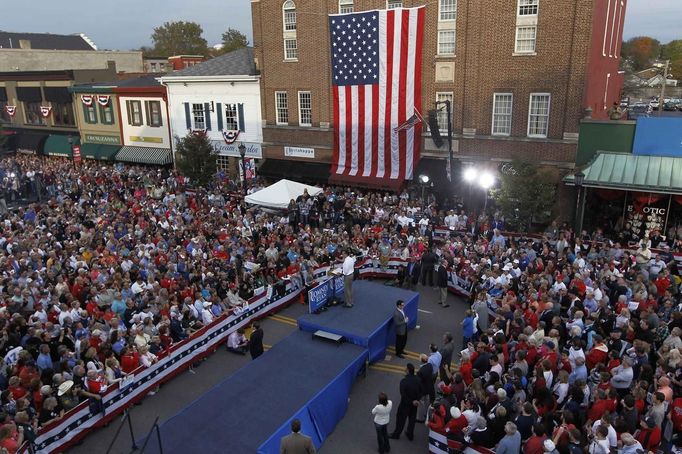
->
<box><xmin>244</xmin><ymin>179</ymin><xmax>323</xmax><ymax>209</ymax></box>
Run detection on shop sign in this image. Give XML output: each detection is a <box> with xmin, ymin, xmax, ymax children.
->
<box><xmin>84</xmin><ymin>134</ymin><xmax>121</xmax><ymax>145</ymax></box>
<box><xmin>130</xmin><ymin>136</ymin><xmax>163</xmax><ymax>144</ymax></box>
<box><xmin>284</xmin><ymin>146</ymin><xmax>315</xmax><ymax>159</ymax></box>
<box><xmin>211</xmin><ymin>141</ymin><xmax>263</xmax><ymax>159</ymax></box>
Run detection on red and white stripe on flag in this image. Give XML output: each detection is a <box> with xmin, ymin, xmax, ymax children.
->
<box><xmin>330</xmin><ymin>6</ymin><xmax>424</xmax><ymax>186</ymax></box>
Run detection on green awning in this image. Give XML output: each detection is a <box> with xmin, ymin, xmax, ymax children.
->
<box><xmin>115</xmin><ymin>146</ymin><xmax>173</xmax><ymax>165</ymax></box>
<box><xmin>564</xmin><ymin>151</ymin><xmax>682</xmax><ymax>194</ymax></box>
<box><xmin>81</xmin><ymin>143</ymin><xmax>120</xmax><ymax>161</ymax></box>
<box><xmin>44</xmin><ymin>135</ymin><xmax>76</xmax><ymax>157</ymax></box>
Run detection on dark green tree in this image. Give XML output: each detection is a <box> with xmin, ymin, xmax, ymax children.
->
<box><xmin>175</xmin><ymin>131</ymin><xmax>217</xmax><ymax>188</ymax></box>
<box><xmin>491</xmin><ymin>159</ymin><xmax>556</xmax><ymax>232</ymax></box>
<box><xmin>216</xmin><ymin>28</ymin><xmax>249</xmax><ymax>55</ymax></box>
<box><xmin>151</xmin><ymin>21</ymin><xmax>209</xmax><ymax>57</ymax></box>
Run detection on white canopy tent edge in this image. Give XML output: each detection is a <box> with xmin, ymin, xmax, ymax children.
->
<box><xmin>244</xmin><ymin>179</ymin><xmax>323</xmax><ymax>210</ymax></box>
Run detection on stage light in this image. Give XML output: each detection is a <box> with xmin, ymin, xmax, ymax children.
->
<box><xmin>463</xmin><ymin>168</ymin><xmax>476</xmax><ymax>182</ymax></box>
<box><xmin>419</xmin><ymin>174</ymin><xmax>430</xmax><ymax>184</ymax></box>
<box><xmin>480</xmin><ymin>172</ymin><xmax>495</xmax><ymax>189</ymax></box>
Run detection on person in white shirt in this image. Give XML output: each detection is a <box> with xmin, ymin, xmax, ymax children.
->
<box><xmin>201</xmin><ymin>301</ymin><xmax>214</xmax><ymax>325</ymax></box>
<box><xmin>444</xmin><ymin>211</ymin><xmax>458</xmax><ymax>229</ymax></box>
<box><xmin>342</xmin><ymin>250</ymin><xmax>355</xmax><ymax>308</ymax></box>
<box><xmin>226</xmin><ymin>328</ymin><xmax>249</xmax><ymax>355</ymax></box>
<box><xmin>371</xmin><ymin>392</ymin><xmax>393</xmax><ymax>454</ymax></box>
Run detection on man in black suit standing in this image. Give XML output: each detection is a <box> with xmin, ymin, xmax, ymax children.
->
<box><xmin>249</xmin><ymin>322</ymin><xmax>264</xmax><ymax>360</ymax></box>
<box><xmin>436</xmin><ymin>258</ymin><xmax>450</xmax><ymax>307</ymax></box>
<box><xmin>390</xmin><ymin>363</ymin><xmax>421</xmax><ymax>441</ymax></box>
<box><xmin>393</xmin><ymin>300</ymin><xmax>408</xmax><ymax>358</ymax></box>
<box><xmin>420</xmin><ymin>248</ymin><xmax>437</xmax><ymax>287</ymax></box>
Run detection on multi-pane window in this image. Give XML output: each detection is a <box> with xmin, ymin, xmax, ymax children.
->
<box><xmin>99</xmin><ymin>104</ymin><xmax>114</xmax><ymax>125</ymax></box>
<box><xmin>528</xmin><ymin>93</ymin><xmax>550</xmax><ymax>138</ymax></box>
<box><xmin>83</xmin><ymin>103</ymin><xmax>98</xmax><ymax>124</ymax></box>
<box><xmin>53</xmin><ymin>103</ymin><xmax>75</xmax><ymax>126</ymax></box>
<box><xmin>515</xmin><ymin>26</ymin><xmax>537</xmax><ymax>53</ymax></box>
<box><xmin>284</xmin><ymin>38</ymin><xmax>298</xmax><ymax>60</ymax></box>
<box><xmin>492</xmin><ymin>93</ymin><xmax>513</xmax><ymax>136</ymax></box>
<box><xmin>150</xmin><ymin>63</ymin><xmax>158</xmax><ymax>72</ymax></box>
<box><xmin>283</xmin><ymin>1</ymin><xmax>297</xmax><ymax>31</ymax></box>
<box><xmin>440</xmin><ymin>0</ymin><xmax>457</xmax><ymax>20</ymax></box>
<box><xmin>298</xmin><ymin>91</ymin><xmax>312</xmax><ymax>127</ymax></box>
<box><xmin>25</xmin><ymin>102</ymin><xmax>46</xmax><ymax>125</ymax></box>
<box><xmin>518</xmin><ymin>0</ymin><xmax>539</xmax><ymax>16</ymax></box>
<box><xmin>225</xmin><ymin>104</ymin><xmax>239</xmax><ymax>131</ymax></box>
<box><xmin>436</xmin><ymin>92</ymin><xmax>453</xmax><ymax>132</ymax></box>
<box><xmin>126</xmin><ymin>100</ymin><xmax>143</xmax><ymax>126</ymax></box>
<box><xmin>339</xmin><ymin>0</ymin><xmax>353</xmax><ymax>13</ymax></box>
<box><xmin>216</xmin><ymin>156</ymin><xmax>230</xmax><ymax>171</ymax></box>
<box><xmin>192</xmin><ymin>103</ymin><xmax>205</xmax><ymax>130</ymax></box>
<box><xmin>275</xmin><ymin>91</ymin><xmax>289</xmax><ymax>125</ymax></box>
<box><xmin>438</xmin><ymin>31</ymin><xmax>456</xmax><ymax>56</ymax></box>
<box><xmin>387</xmin><ymin>0</ymin><xmax>403</xmax><ymax>9</ymax></box>
<box><xmin>145</xmin><ymin>101</ymin><xmax>163</xmax><ymax>127</ymax></box>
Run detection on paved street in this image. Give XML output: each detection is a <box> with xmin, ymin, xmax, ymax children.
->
<box><xmin>69</xmin><ymin>282</ymin><xmax>467</xmax><ymax>454</ymax></box>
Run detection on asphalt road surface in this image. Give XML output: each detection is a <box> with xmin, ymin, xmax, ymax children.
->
<box><xmin>68</xmin><ymin>281</ymin><xmax>467</xmax><ymax>454</ymax></box>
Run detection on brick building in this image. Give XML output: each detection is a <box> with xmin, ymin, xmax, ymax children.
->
<box><xmin>251</xmin><ymin>0</ymin><xmax>627</xmax><ymax>190</ymax></box>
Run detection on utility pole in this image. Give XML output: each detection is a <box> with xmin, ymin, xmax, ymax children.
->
<box><xmin>658</xmin><ymin>59</ymin><xmax>670</xmax><ymax>116</ymax></box>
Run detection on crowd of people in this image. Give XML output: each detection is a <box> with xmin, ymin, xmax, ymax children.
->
<box><xmin>0</xmin><ymin>154</ymin><xmax>681</xmax><ymax>454</ymax></box>
<box><xmin>0</xmin><ymin>154</ymin><xmax>461</xmax><ymax>452</ymax></box>
<box><xmin>379</xmin><ymin>228</ymin><xmax>682</xmax><ymax>453</ymax></box>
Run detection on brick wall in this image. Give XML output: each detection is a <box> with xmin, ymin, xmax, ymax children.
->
<box><xmin>252</xmin><ymin>0</ymin><xmax>620</xmax><ymax>169</ymax></box>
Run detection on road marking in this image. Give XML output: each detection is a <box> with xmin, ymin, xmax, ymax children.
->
<box><xmin>369</xmin><ymin>365</ymin><xmax>404</xmax><ymax>375</ymax></box>
<box><xmin>373</xmin><ymin>362</ymin><xmax>407</xmax><ymax>372</ymax></box>
<box><xmin>269</xmin><ymin>315</ymin><xmax>298</xmax><ymax>327</ymax></box>
<box><xmin>271</xmin><ymin>313</ymin><xmax>297</xmax><ymax>323</ymax></box>
<box><xmin>418</xmin><ymin>309</ymin><xmax>433</xmax><ymax>314</ymax></box>
<box><xmin>387</xmin><ymin>347</ymin><xmax>421</xmax><ymax>360</ymax></box>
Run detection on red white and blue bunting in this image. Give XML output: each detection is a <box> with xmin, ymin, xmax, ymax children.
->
<box><xmin>222</xmin><ymin>130</ymin><xmax>240</xmax><ymax>144</ymax></box>
<box><xmin>40</xmin><ymin>106</ymin><xmax>52</xmax><ymax>118</ymax></box>
<box><xmin>96</xmin><ymin>95</ymin><xmax>110</xmax><ymax>106</ymax></box>
<box><xmin>4</xmin><ymin>105</ymin><xmax>16</xmax><ymax>117</ymax></box>
<box><xmin>81</xmin><ymin>95</ymin><xmax>94</xmax><ymax>106</ymax></box>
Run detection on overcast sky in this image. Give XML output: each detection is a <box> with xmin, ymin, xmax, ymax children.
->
<box><xmin>4</xmin><ymin>0</ymin><xmax>681</xmax><ymax>50</ymax></box>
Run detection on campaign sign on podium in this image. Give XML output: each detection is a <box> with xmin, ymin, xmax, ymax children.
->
<box><xmin>308</xmin><ymin>275</ymin><xmax>345</xmax><ymax>313</ymax></box>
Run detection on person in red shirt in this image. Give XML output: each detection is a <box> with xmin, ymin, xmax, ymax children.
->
<box><xmin>585</xmin><ymin>336</ymin><xmax>609</xmax><ymax>369</ymax></box>
<box><xmin>458</xmin><ymin>353</ymin><xmax>473</xmax><ymax>385</ymax></box>
<box><xmin>523</xmin><ymin>423</ymin><xmax>547</xmax><ymax>454</ymax></box>
<box><xmin>443</xmin><ymin>407</ymin><xmax>467</xmax><ymax>441</ymax></box>
<box><xmin>636</xmin><ymin>416</ymin><xmax>661</xmax><ymax>451</ymax></box>
<box><xmin>587</xmin><ymin>390</ymin><xmax>611</xmax><ymax>424</ymax></box>
<box><xmin>121</xmin><ymin>346</ymin><xmax>141</xmax><ymax>374</ymax></box>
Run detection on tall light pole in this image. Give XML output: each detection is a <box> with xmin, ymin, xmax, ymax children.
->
<box><xmin>480</xmin><ymin>172</ymin><xmax>495</xmax><ymax>213</ymax></box>
<box><xmin>658</xmin><ymin>60</ymin><xmax>670</xmax><ymax>116</ymax></box>
<box><xmin>238</xmin><ymin>143</ymin><xmax>247</xmax><ymax>197</ymax></box>
<box><xmin>574</xmin><ymin>170</ymin><xmax>585</xmax><ymax>233</ymax></box>
<box><xmin>419</xmin><ymin>174</ymin><xmax>430</xmax><ymax>209</ymax></box>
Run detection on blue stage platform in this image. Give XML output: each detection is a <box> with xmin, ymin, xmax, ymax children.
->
<box><xmin>297</xmin><ymin>281</ymin><xmax>419</xmax><ymax>362</ymax></box>
<box><xmin>142</xmin><ymin>330</ymin><xmax>368</xmax><ymax>454</ymax></box>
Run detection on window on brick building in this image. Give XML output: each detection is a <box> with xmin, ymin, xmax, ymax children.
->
<box><xmin>387</xmin><ymin>0</ymin><xmax>402</xmax><ymax>9</ymax></box>
<box><xmin>515</xmin><ymin>26</ymin><xmax>536</xmax><ymax>53</ymax></box>
<box><xmin>435</xmin><ymin>92</ymin><xmax>453</xmax><ymax>132</ymax></box>
<box><xmin>528</xmin><ymin>93</ymin><xmax>550</xmax><ymax>138</ymax></box>
<box><xmin>492</xmin><ymin>93</ymin><xmax>513</xmax><ymax>136</ymax></box>
<box><xmin>191</xmin><ymin>103</ymin><xmax>205</xmax><ymax>130</ymax></box>
<box><xmin>339</xmin><ymin>0</ymin><xmax>353</xmax><ymax>13</ymax></box>
<box><xmin>518</xmin><ymin>0</ymin><xmax>539</xmax><ymax>16</ymax></box>
<box><xmin>439</xmin><ymin>0</ymin><xmax>457</xmax><ymax>21</ymax></box>
<box><xmin>438</xmin><ymin>30</ymin><xmax>456</xmax><ymax>56</ymax></box>
<box><xmin>283</xmin><ymin>1</ymin><xmax>297</xmax><ymax>31</ymax></box>
<box><xmin>298</xmin><ymin>91</ymin><xmax>312</xmax><ymax>127</ymax></box>
<box><xmin>216</xmin><ymin>156</ymin><xmax>230</xmax><ymax>171</ymax></box>
<box><xmin>284</xmin><ymin>38</ymin><xmax>298</xmax><ymax>60</ymax></box>
<box><xmin>275</xmin><ymin>91</ymin><xmax>289</xmax><ymax>125</ymax></box>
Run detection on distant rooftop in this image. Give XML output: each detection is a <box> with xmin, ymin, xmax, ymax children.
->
<box><xmin>167</xmin><ymin>47</ymin><xmax>258</xmax><ymax>78</ymax></box>
<box><xmin>0</xmin><ymin>31</ymin><xmax>96</xmax><ymax>51</ymax></box>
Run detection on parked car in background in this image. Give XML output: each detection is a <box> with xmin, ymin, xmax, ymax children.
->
<box><xmin>649</xmin><ymin>97</ymin><xmax>660</xmax><ymax>110</ymax></box>
<box><xmin>628</xmin><ymin>102</ymin><xmax>653</xmax><ymax>119</ymax></box>
<box><xmin>663</xmin><ymin>98</ymin><xmax>682</xmax><ymax>111</ymax></box>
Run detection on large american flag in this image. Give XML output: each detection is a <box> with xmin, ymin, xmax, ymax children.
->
<box><xmin>329</xmin><ymin>6</ymin><xmax>425</xmax><ymax>188</ymax></box>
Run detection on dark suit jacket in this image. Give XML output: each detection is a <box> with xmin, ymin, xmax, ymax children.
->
<box><xmin>280</xmin><ymin>432</ymin><xmax>316</xmax><ymax>454</ymax></box>
<box><xmin>417</xmin><ymin>362</ymin><xmax>433</xmax><ymax>396</ymax></box>
<box><xmin>393</xmin><ymin>309</ymin><xmax>407</xmax><ymax>336</ymax></box>
<box><xmin>399</xmin><ymin>374</ymin><xmax>422</xmax><ymax>407</ymax></box>
<box><xmin>249</xmin><ymin>328</ymin><xmax>264</xmax><ymax>357</ymax></box>
<box><xmin>436</xmin><ymin>266</ymin><xmax>449</xmax><ymax>288</ymax></box>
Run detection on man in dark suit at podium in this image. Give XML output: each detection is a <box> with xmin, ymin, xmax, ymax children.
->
<box><xmin>393</xmin><ymin>300</ymin><xmax>408</xmax><ymax>358</ymax></box>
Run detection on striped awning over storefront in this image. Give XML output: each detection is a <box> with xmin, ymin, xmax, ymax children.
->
<box><xmin>114</xmin><ymin>146</ymin><xmax>173</xmax><ymax>165</ymax></box>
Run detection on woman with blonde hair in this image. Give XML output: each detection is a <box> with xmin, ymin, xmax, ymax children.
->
<box><xmin>552</xmin><ymin>369</ymin><xmax>570</xmax><ymax>406</ymax></box>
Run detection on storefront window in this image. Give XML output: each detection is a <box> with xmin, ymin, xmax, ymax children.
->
<box><xmin>53</xmin><ymin>103</ymin><xmax>75</xmax><ymax>126</ymax></box>
<box><xmin>24</xmin><ymin>102</ymin><xmax>46</xmax><ymax>125</ymax></box>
